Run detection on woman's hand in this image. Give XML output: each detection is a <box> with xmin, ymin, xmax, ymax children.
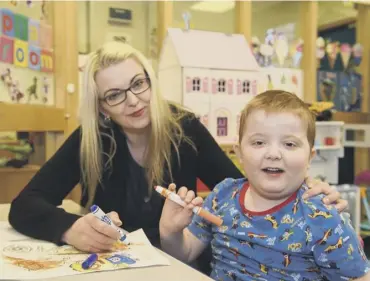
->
<box><xmin>303</xmin><ymin>177</ymin><xmax>348</xmax><ymax>212</ymax></box>
<box><xmin>61</xmin><ymin>211</ymin><xmax>123</xmax><ymax>253</ymax></box>
<box><xmin>160</xmin><ymin>183</ymin><xmax>203</xmax><ymax>235</ymax></box>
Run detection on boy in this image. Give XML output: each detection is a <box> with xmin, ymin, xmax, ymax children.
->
<box><xmin>159</xmin><ymin>90</ymin><xmax>370</xmax><ymax>281</ymax></box>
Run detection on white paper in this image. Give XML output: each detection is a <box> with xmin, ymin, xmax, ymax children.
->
<box><xmin>0</xmin><ymin>223</ymin><xmax>170</xmax><ymax>280</ymax></box>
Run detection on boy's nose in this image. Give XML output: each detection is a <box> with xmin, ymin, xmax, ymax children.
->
<box><xmin>265</xmin><ymin>146</ymin><xmax>282</xmax><ymax>160</ymax></box>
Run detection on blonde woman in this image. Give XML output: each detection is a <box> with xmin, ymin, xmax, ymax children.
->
<box><xmin>9</xmin><ymin>42</ymin><xmax>345</xmax><ymax>271</ymax></box>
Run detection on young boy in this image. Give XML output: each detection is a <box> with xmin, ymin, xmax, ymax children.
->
<box><xmin>159</xmin><ymin>90</ymin><xmax>370</xmax><ymax>281</ymax></box>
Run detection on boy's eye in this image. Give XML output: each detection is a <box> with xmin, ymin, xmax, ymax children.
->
<box><xmin>252</xmin><ymin>141</ymin><xmax>264</xmax><ymax>146</ymax></box>
<box><xmin>285</xmin><ymin>142</ymin><xmax>296</xmax><ymax>148</ymax></box>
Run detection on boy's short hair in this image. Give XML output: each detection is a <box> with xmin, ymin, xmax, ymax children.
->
<box><xmin>238</xmin><ymin>90</ymin><xmax>316</xmax><ymax>148</ymax></box>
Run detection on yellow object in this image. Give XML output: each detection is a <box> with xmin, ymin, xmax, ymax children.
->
<box><xmin>309</xmin><ymin>101</ymin><xmax>334</xmax><ymax>113</ymax></box>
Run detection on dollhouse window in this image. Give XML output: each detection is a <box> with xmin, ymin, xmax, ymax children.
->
<box><xmin>192</xmin><ymin>78</ymin><xmax>201</xmax><ymax>92</ymax></box>
<box><xmin>218</xmin><ymin>79</ymin><xmax>226</xmax><ymax>93</ymax></box>
<box><xmin>217</xmin><ymin>117</ymin><xmax>228</xmax><ymax>136</ymax></box>
<box><xmin>242</xmin><ymin>80</ymin><xmax>250</xmax><ymax>93</ymax></box>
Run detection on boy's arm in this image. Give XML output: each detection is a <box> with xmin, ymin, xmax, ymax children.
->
<box><xmin>160</xmin><ymin>186</ymin><xmax>219</xmax><ymax>263</ymax></box>
<box><xmin>355</xmin><ymin>272</ymin><xmax>370</xmax><ymax>281</ymax></box>
<box><xmin>160</xmin><ymin>228</ymin><xmax>208</xmax><ymax>263</ymax></box>
<box><xmin>307</xmin><ymin>203</ymin><xmax>370</xmax><ymax>279</ymax></box>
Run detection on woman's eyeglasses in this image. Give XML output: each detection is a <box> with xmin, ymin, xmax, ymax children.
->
<box><xmin>100</xmin><ymin>77</ymin><xmax>151</xmax><ymax>106</ymax></box>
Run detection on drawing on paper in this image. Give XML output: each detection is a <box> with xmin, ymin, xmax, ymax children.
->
<box><xmin>0</xmin><ymin>227</ymin><xmax>170</xmax><ymax>280</ymax></box>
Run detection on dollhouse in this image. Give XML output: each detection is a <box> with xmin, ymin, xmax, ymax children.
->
<box><xmin>158</xmin><ymin>28</ymin><xmax>261</xmax><ymax>144</ymax></box>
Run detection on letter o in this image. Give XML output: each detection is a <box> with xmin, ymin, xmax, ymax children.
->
<box><xmin>16</xmin><ymin>48</ymin><xmax>24</xmax><ymax>62</ymax></box>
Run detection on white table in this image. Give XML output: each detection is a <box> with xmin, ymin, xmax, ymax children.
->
<box><xmin>0</xmin><ymin>200</ymin><xmax>214</xmax><ymax>281</ymax></box>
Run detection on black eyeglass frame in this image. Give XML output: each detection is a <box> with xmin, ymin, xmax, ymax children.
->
<box><xmin>99</xmin><ymin>77</ymin><xmax>151</xmax><ymax>107</ymax></box>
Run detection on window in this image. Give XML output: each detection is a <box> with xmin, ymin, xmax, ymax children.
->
<box><xmin>192</xmin><ymin>78</ymin><xmax>201</xmax><ymax>92</ymax></box>
<box><xmin>242</xmin><ymin>80</ymin><xmax>250</xmax><ymax>94</ymax></box>
<box><xmin>218</xmin><ymin>79</ymin><xmax>226</xmax><ymax>93</ymax></box>
<box><xmin>217</xmin><ymin>117</ymin><xmax>228</xmax><ymax>136</ymax></box>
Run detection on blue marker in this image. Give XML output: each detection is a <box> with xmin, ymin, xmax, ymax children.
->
<box><xmin>90</xmin><ymin>205</ymin><xmax>130</xmax><ymax>244</ymax></box>
<box><xmin>81</xmin><ymin>253</ymin><xmax>98</xmax><ymax>270</ymax></box>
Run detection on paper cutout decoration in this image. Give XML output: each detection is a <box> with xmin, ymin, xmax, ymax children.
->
<box><xmin>0</xmin><ymin>36</ymin><xmax>14</xmax><ymax>64</ymax></box>
<box><xmin>281</xmin><ymin>74</ymin><xmax>286</xmax><ymax>84</ymax></box>
<box><xmin>182</xmin><ymin>11</ymin><xmax>191</xmax><ymax>31</ymax></box>
<box><xmin>14</xmin><ymin>13</ymin><xmax>28</xmax><ymax>41</ymax></box>
<box><xmin>28</xmin><ymin>19</ymin><xmax>40</xmax><ymax>46</ymax></box>
<box><xmin>42</xmin><ymin>76</ymin><xmax>50</xmax><ymax>103</ymax></box>
<box><xmin>352</xmin><ymin>43</ymin><xmax>363</xmax><ymax>66</ymax></box>
<box><xmin>260</xmin><ymin>43</ymin><xmax>274</xmax><ymax>67</ymax></box>
<box><xmin>267</xmin><ymin>74</ymin><xmax>273</xmax><ymax>90</ymax></box>
<box><xmin>291</xmin><ymin>39</ymin><xmax>303</xmax><ymax>68</ymax></box>
<box><xmin>316</xmin><ymin>37</ymin><xmax>325</xmax><ymax>68</ymax></box>
<box><xmin>26</xmin><ymin>76</ymin><xmax>38</xmax><ymax>102</ymax></box>
<box><xmin>10</xmin><ymin>80</ymin><xmax>24</xmax><ymax>102</ymax></box>
<box><xmin>0</xmin><ymin>9</ymin><xmax>15</xmax><ymax>37</ymax></box>
<box><xmin>316</xmin><ymin>37</ymin><xmax>326</xmax><ymax>59</ymax></box>
<box><xmin>340</xmin><ymin>43</ymin><xmax>352</xmax><ymax>69</ymax></box>
<box><xmin>202</xmin><ymin>77</ymin><xmax>208</xmax><ymax>93</ymax></box>
<box><xmin>326</xmin><ymin>42</ymin><xmax>339</xmax><ymax>69</ymax></box>
<box><xmin>14</xmin><ymin>39</ymin><xmax>28</xmax><ymax>68</ymax></box>
<box><xmin>275</xmin><ymin>32</ymin><xmax>289</xmax><ymax>67</ymax></box>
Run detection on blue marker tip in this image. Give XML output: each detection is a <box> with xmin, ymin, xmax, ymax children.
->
<box><xmin>90</xmin><ymin>205</ymin><xmax>98</xmax><ymax>213</ymax></box>
<box><xmin>81</xmin><ymin>253</ymin><xmax>98</xmax><ymax>270</ymax></box>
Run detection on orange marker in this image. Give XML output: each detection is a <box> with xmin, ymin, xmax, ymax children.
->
<box><xmin>154</xmin><ymin>185</ymin><xmax>223</xmax><ymax>227</ymax></box>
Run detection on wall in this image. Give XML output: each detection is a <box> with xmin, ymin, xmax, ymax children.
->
<box><xmin>78</xmin><ymin>1</ymin><xmax>149</xmax><ymax>55</ymax></box>
<box><xmin>77</xmin><ymin>1</ymin><xmax>358</xmax><ymax>57</ymax></box>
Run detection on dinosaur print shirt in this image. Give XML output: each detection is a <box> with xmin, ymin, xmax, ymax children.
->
<box><xmin>188</xmin><ymin>178</ymin><xmax>370</xmax><ymax>281</ymax></box>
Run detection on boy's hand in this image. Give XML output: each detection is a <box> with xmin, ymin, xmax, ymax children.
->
<box><xmin>160</xmin><ymin>183</ymin><xmax>203</xmax><ymax>235</ymax></box>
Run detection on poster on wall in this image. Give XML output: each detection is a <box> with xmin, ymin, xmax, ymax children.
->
<box><xmin>317</xmin><ymin>71</ymin><xmax>362</xmax><ymax>112</ymax></box>
<box><xmin>0</xmin><ymin>4</ymin><xmax>55</xmax><ymax>105</ymax></box>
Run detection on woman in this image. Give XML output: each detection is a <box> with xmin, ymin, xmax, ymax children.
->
<box><xmin>9</xmin><ymin>41</ymin><xmax>345</xmax><ymax>262</ymax></box>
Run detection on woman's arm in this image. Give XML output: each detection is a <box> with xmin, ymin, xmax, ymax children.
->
<box><xmin>8</xmin><ymin>128</ymin><xmax>82</xmax><ymax>244</ymax></box>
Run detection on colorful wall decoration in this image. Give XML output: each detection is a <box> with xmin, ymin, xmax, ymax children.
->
<box><xmin>0</xmin><ymin>8</ymin><xmax>53</xmax><ymax>73</ymax></box>
<box><xmin>0</xmin><ymin>2</ymin><xmax>54</xmax><ymax>106</ymax></box>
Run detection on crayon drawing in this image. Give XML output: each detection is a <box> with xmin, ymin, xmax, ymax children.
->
<box><xmin>0</xmin><ymin>227</ymin><xmax>170</xmax><ymax>280</ymax></box>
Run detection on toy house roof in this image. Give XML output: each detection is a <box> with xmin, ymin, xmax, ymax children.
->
<box><xmin>159</xmin><ymin>28</ymin><xmax>260</xmax><ymax>71</ymax></box>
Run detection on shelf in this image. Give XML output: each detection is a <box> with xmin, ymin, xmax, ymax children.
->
<box><xmin>316</xmin><ymin>121</ymin><xmax>344</xmax><ymax>126</ymax></box>
<box><xmin>0</xmin><ymin>165</ymin><xmax>40</xmax><ymax>173</ymax></box>
<box><xmin>0</xmin><ymin>103</ymin><xmax>65</xmax><ymax>132</ymax></box>
<box><xmin>314</xmin><ymin>145</ymin><xmax>342</xmax><ymax>150</ymax></box>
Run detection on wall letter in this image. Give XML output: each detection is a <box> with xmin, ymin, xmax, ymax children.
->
<box><xmin>0</xmin><ymin>9</ymin><xmax>14</xmax><ymax>37</ymax></box>
<box><xmin>28</xmin><ymin>19</ymin><xmax>40</xmax><ymax>46</ymax></box>
<box><xmin>0</xmin><ymin>36</ymin><xmax>13</xmax><ymax>63</ymax></box>
<box><xmin>41</xmin><ymin>49</ymin><xmax>53</xmax><ymax>72</ymax></box>
<box><xmin>28</xmin><ymin>45</ymin><xmax>40</xmax><ymax>71</ymax></box>
<box><xmin>14</xmin><ymin>13</ymin><xmax>28</xmax><ymax>41</ymax></box>
<box><xmin>14</xmin><ymin>39</ymin><xmax>28</xmax><ymax>68</ymax></box>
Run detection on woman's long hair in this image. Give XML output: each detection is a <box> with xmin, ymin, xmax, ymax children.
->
<box><xmin>79</xmin><ymin>41</ymin><xmax>192</xmax><ymax>207</ymax></box>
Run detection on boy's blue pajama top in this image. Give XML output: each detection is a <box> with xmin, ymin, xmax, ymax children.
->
<box><xmin>188</xmin><ymin>178</ymin><xmax>370</xmax><ymax>281</ymax></box>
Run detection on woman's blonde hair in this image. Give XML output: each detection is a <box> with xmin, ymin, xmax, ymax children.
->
<box><xmin>79</xmin><ymin>41</ymin><xmax>191</xmax><ymax>207</ymax></box>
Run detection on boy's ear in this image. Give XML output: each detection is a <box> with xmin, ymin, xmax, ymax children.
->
<box><xmin>310</xmin><ymin>148</ymin><xmax>316</xmax><ymax>161</ymax></box>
